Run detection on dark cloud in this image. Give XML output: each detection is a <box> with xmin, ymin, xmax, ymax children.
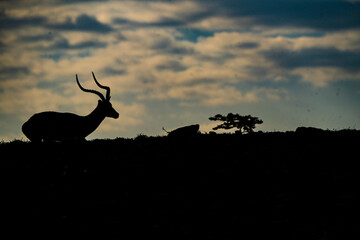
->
<box><xmin>208</xmin><ymin>0</ymin><xmax>360</xmax><ymax>31</ymax></box>
<box><xmin>0</xmin><ymin>11</ymin><xmax>112</xmax><ymax>33</ymax></box>
<box><xmin>111</xmin><ymin>1</ymin><xmax>360</xmax><ymax>35</ymax></box>
<box><xmin>49</xmin><ymin>14</ymin><xmax>113</xmax><ymax>33</ymax></box>
<box><xmin>19</xmin><ymin>33</ymin><xmax>55</xmax><ymax>42</ymax></box>
<box><xmin>0</xmin><ymin>41</ymin><xmax>6</xmax><ymax>53</ymax></box>
<box><xmin>40</xmin><ymin>53</ymin><xmax>65</xmax><ymax>61</ymax></box>
<box><xmin>102</xmin><ymin>67</ymin><xmax>127</xmax><ymax>76</ymax></box>
<box><xmin>257</xmin><ymin>2</ymin><xmax>360</xmax><ymax>31</ymax></box>
<box><xmin>113</xmin><ymin>17</ymin><xmax>185</xmax><ymax>29</ymax></box>
<box><xmin>48</xmin><ymin>38</ymin><xmax>107</xmax><ymax>50</ymax></box>
<box><xmin>111</xmin><ymin>1</ymin><xmax>360</xmax><ymax>34</ymax></box>
<box><xmin>148</xmin><ymin>10</ymin><xmax>212</xmax><ymax>28</ymax></box>
<box><xmin>0</xmin><ymin>66</ymin><xmax>30</xmax><ymax>80</ymax></box>
<box><xmin>150</xmin><ymin>36</ymin><xmax>194</xmax><ymax>55</ymax></box>
<box><xmin>113</xmin><ymin>7</ymin><xmax>211</xmax><ymax>29</ymax></box>
<box><xmin>176</xmin><ymin>28</ymin><xmax>213</xmax><ymax>43</ymax></box>
<box><xmin>196</xmin><ymin>52</ymin><xmax>236</xmax><ymax>65</ymax></box>
<box><xmin>263</xmin><ymin>47</ymin><xmax>360</xmax><ymax>73</ymax></box>
<box><xmin>184</xmin><ymin>78</ymin><xmax>218</xmax><ymax>87</ymax></box>
<box><xmin>156</xmin><ymin>60</ymin><xmax>187</xmax><ymax>72</ymax></box>
<box><xmin>0</xmin><ymin>11</ymin><xmax>46</xmax><ymax>30</ymax></box>
<box><xmin>234</xmin><ymin>42</ymin><xmax>259</xmax><ymax>49</ymax></box>
<box><xmin>112</xmin><ymin>17</ymin><xmax>132</xmax><ymax>25</ymax></box>
<box><xmin>146</xmin><ymin>17</ymin><xmax>185</xmax><ymax>28</ymax></box>
<box><xmin>59</xmin><ymin>0</ymin><xmax>109</xmax><ymax>3</ymax></box>
<box><xmin>36</xmin><ymin>38</ymin><xmax>106</xmax><ymax>61</ymax></box>
<box><xmin>244</xmin><ymin>65</ymin><xmax>270</xmax><ymax>80</ymax></box>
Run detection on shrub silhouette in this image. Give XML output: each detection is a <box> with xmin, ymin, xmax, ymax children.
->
<box><xmin>209</xmin><ymin>113</ymin><xmax>263</xmax><ymax>134</ymax></box>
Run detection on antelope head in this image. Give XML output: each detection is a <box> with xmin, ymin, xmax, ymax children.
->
<box><xmin>76</xmin><ymin>72</ymin><xmax>119</xmax><ymax>119</ymax></box>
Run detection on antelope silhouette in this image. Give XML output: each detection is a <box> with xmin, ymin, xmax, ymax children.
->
<box><xmin>22</xmin><ymin>72</ymin><xmax>119</xmax><ymax>142</ymax></box>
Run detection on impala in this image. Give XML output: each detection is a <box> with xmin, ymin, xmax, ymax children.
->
<box><xmin>22</xmin><ymin>72</ymin><xmax>119</xmax><ymax>142</ymax></box>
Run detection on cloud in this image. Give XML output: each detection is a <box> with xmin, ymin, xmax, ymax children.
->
<box><xmin>0</xmin><ymin>87</ymin><xmax>66</xmax><ymax>115</ymax></box>
<box><xmin>0</xmin><ymin>66</ymin><xmax>30</xmax><ymax>80</ymax></box>
<box><xmin>48</xmin><ymin>14</ymin><xmax>113</xmax><ymax>33</ymax></box>
<box><xmin>1</xmin><ymin>0</ymin><xmax>360</xmax><ymax>141</ymax></box>
<box><xmin>234</xmin><ymin>41</ymin><xmax>260</xmax><ymax>49</ymax></box>
<box><xmin>112</xmin><ymin>1</ymin><xmax>210</xmax><ymax>28</ymax></box>
<box><xmin>156</xmin><ymin>59</ymin><xmax>187</xmax><ymax>72</ymax></box>
<box><xmin>292</xmin><ymin>67</ymin><xmax>360</xmax><ymax>87</ymax></box>
<box><xmin>112</xmin><ymin>8</ymin><xmax>211</xmax><ymax>29</ymax></box>
<box><xmin>263</xmin><ymin>47</ymin><xmax>360</xmax><ymax>73</ymax></box>
<box><xmin>210</xmin><ymin>0</ymin><xmax>360</xmax><ymax>31</ymax></box>
<box><xmin>47</xmin><ymin>38</ymin><xmax>107</xmax><ymax>50</ymax></box>
<box><xmin>0</xmin><ymin>10</ymin><xmax>46</xmax><ymax>30</ymax></box>
<box><xmin>137</xmin><ymin>80</ymin><xmax>288</xmax><ymax>107</ymax></box>
<box><xmin>101</xmin><ymin>67</ymin><xmax>127</xmax><ymax>76</ymax></box>
<box><xmin>59</xmin><ymin>0</ymin><xmax>110</xmax><ymax>3</ymax></box>
<box><xmin>262</xmin><ymin>1</ymin><xmax>360</xmax><ymax>31</ymax></box>
<box><xmin>19</xmin><ymin>33</ymin><xmax>55</xmax><ymax>42</ymax></box>
<box><xmin>97</xmin><ymin>101</ymin><xmax>146</xmax><ymax>129</ymax></box>
<box><xmin>192</xmin><ymin>85</ymin><xmax>259</xmax><ymax>106</ymax></box>
<box><xmin>149</xmin><ymin>34</ymin><xmax>194</xmax><ymax>55</ymax></box>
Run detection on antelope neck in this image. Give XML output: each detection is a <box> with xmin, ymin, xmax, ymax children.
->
<box><xmin>84</xmin><ymin>103</ymin><xmax>106</xmax><ymax>133</ymax></box>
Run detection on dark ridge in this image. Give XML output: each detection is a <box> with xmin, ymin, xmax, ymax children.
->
<box><xmin>1</xmin><ymin>130</ymin><xmax>359</xmax><ymax>239</ymax></box>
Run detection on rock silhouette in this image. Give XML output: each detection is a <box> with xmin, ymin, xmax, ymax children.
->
<box><xmin>163</xmin><ymin>124</ymin><xmax>200</xmax><ymax>137</ymax></box>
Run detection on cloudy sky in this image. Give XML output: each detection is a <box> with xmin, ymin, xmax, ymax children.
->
<box><xmin>1</xmin><ymin>0</ymin><xmax>360</xmax><ymax>140</ymax></box>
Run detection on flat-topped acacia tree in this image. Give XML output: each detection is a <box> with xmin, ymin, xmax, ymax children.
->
<box><xmin>209</xmin><ymin>113</ymin><xmax>263</xmax><ymax>134</ymax></box>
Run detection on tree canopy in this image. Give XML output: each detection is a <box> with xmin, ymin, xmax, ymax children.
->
<box><xmin>209</xmin><ymin>113</ymin><xmax>263</xmax><ymax>134</ymax></box>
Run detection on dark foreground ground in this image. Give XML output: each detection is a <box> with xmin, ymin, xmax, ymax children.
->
<box><xmin>1</xmin><ymin>129</ymin><xmax>359</xmax><ymax>239</ymax></box>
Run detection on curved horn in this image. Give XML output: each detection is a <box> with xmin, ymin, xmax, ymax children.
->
<box><xmin>92</xmin><ymin>72</ymin><xmax>110</xmax><ymax>101</ymax></box>
<box><xmin>76</xmin><ymin>74</ymin><xmax>106</xmax><ymax>102</ymax></box>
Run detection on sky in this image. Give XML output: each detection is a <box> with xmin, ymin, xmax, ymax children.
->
<box><xmin>1</xmin><ymin>0</ymin><xmax>360</xmax><ymax>141</ymax></box>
